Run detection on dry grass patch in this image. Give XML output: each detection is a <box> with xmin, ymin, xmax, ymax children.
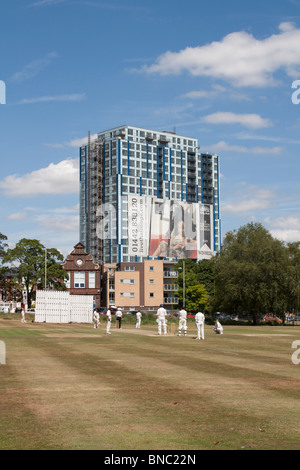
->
<box><xmin>0</xmin><ymin>320</ymin><xmax>300</xmax><ymax>449</ymax></box>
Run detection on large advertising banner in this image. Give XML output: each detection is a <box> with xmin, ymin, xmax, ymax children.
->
<box><xmin>127</xmin><ymin>195</ymin><xmax>151</xmax><ymax>257</ymax></box>
<box><xmin>127</xmin><ymin>196</ymin><xmax>214</xmax><ymax>260</ymax></box>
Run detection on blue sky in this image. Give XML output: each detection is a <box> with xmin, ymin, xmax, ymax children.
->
<box><xmin>1</xmin><ymin>0</ymin><xmax>300</xmax><ymax>256</ymax></box>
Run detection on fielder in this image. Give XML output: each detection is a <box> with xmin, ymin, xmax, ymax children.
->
<box><xmin>93</xmin><ymin>309</ymin><xmax>100</xmax><ymax>329</ymax></box>
<box><xmin>213</xmin><ymin>320</ymin><xmax>223</xmax><ymax>335</ymax></box>
<box><xmin>156</xmin><ymin>304</ymin><xmax>168</xmax><ymax>335</ymax></box>
<box><xmin>195</xmin><ymin>311</ymin><xmax>205</xmax><ymax>340</ymax></box>
<box><xmin>106</xmin><ymin>308</ymin><xmax>112</xmax><ymax>334</ymax></box>
<box><xmin>178</xmin><ymin>308</ymin><xmax>187</xmax><ymax>336</ymax></box>
<box><xmin>136</xmin><ymin>311</ymin><xmax>142</xmax><ymax>329</ymax></box>
<box><xmin>21</xmin><ymin>309</ymin><xmax>26</xmax><ymax>323</ymax></box>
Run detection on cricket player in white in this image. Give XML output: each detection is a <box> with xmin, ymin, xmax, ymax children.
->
<box><xmin>156</xmin><ymin>304</ymin><xmax>167</xmax><ymax>335</ymax></box>
<box><xmin>106</xmin><ymin>308</ymin><xmax>112</xmax><ymax>334</ymax></box>
<box><xmin>213</xmin><ymin>320</ymin><xmax>223</xmax><ymax>335</ymax></box>
<box><xmin>93</xmin><ymin>309</ymin><xmax>100</xmax><ymax>329</ymax></box>
<box><xmin>178</xmin><ymin>308</ymin><xmax>187</xmax><ymax>336</ymax></box>
<box><xmin>195</xmin><ymin>311</ymin><xmax>205</xmax><ymax>340</ymax></box>
<box><xmin>136</xmin><ymin>311</ymin><xmax>142</xmax><ymax>329</ymax></box>
<box><xmin>21</xmin><ymin>309</ymin><xmax>26</xmax><ymax>323</ymax></box>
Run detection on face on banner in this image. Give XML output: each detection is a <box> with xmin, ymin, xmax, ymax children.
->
<box><xmin>127</xmin><ymin>196</ymin><xmax>213</xmax><ymax>260</ymax></box>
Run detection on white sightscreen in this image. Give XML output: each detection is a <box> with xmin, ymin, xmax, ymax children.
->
<box><xmin>35</xmin><ymin>290</ymin><xmax>94</xmax><ymax>324</ymax></box>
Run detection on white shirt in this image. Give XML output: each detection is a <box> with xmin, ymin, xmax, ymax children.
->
<box><xmin>93</xmin><ymin>311</ymin><xmax>99</xmax><ymax>321</ymax></box>
<box><xmin>116</xmin><ymin>309</ymin><xmax>122</xmax><ymax>318</ymax></box>
<box><xmin>136</xmin><ymin>311</ymin><xmax>142</xmax><ymax>319</ymax></box>
<box><xmin>157</xmin><ymin>307</ymin><xmax>167</xmax><ymax>320</ymax></box>
<box><xmin>179</xmin><ymin>309</ymin><xmax>187</xmax><ymax>320</ymax></box>
<box><xmin>106</xmin><ymin>309</ymin><xmax>111</xmax><ymax>320</ymax></box>
<box><xmin>195</xmin><ymin>312</ymin><xmax>205</xmax><ymax>324</ymax></box>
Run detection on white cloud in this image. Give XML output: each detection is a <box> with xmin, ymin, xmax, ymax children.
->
<box><xmin>0</xmin><ymin>158</ymin><xmax>79</xmax><ymax>197</ymax></box>
<box><xmin>181</xmin><ymin>85</ymin><xmax>226</xmax><ymax>99</ymax></box>
<box><xmin>11</xmin><ymin>52</ymin><xmax>58</xmax><ymax>82</ymax></box>
<box><xmin>181</xmin><ymin>85</ymin><xmax>250</xmax><ymax>102</ymax></box>
<box><xmin>45</xmin><ymin>133</ymin><xmax>98</xmax><ymax>149</ymax></box>
<box><xmin>67</xmin><ymin>134</ymin><xmax>98</xmax><ymax>147</ymax></box>
<box><xmin>7</xmin><ymin>212</ymin><xmax>28</xmax><ymax>221</ymax></box>
<box><xmin>269</xmin><ymin>229</ymin><xmax>300</xmax><ymax>243</ymax></box>
<box><xmin>19</xmin><ymin>93</ymin><xmax>85</xmax><ymax>105</ymax></box>
<box><xmin>266</xmin><ymin>215</ymin><xmax>300</xmax><ymax>230</ymax></box>
<box><xmin>264</xmin><ymin>214</ymin><xmax>300</xmax><ymax>242</ymax></box>
<box><xmin>222</xmin><ymin>184</ymin><xmax>277</xmax><ymax>214</ymax></box>
<box><xmin>223</xmin><ymin>198</ymin><xmax>273</xmax><ymax>214</ymax></box>
<box><xmin>141</xmin><ymin>23</ymin><xmax>300</xmax><ymax>87</ymax></box>
<box><xmin>28</xmin><ymin>0</ymin><xmax>68</xmax><ymax>7</ymax></box>
<box><xmin>207</xmin><ymin>140</ymin><xmax>282</xmax><ymax>154</ymax></box>
<box><xmin>39</xmin><ymin>215</ymin><xmax>79</xmax><ymax>232</ymax></box>
<box><xmin>202</xmin><ymin>112</ymin><xmax>272</xmax><ymax>129</ymax></box>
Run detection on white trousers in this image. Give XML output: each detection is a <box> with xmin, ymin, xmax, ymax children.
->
<box><xmin>106</xmin><ymin>320</ymin><xmax>111</xmax><ymax>334</ymax></box>
<box><xmin>157</xmin><ymin>318</ymin><xmax>167</xmax><ymax>335</ymax></box>
<box><xmin>136</xmin><ymin>319</ymin><xmax>141</xmax><ymax>328</ymax></box>
<box><xmin>196</xmin><ymin>322</ymin><xmax>205</xmax><ymax>339</ymax></box>
<box><xmin>214</xmin><ymin>328</ymin><xmax>223</xmax><ymax>335</ymax></box>
<box><xmin>178</xmin><ymin>319</ymin><xmax>187</xmax><ymax>336</ymax></box>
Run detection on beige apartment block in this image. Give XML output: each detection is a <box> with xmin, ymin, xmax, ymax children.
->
<box><xmin>101</xmin><ymin>260</ymin><xmax>179</xmax><ymax>312</ymax></box>
<box><xmin>143</xmin><ymin>260</ymin><xmax>164</xmax><ymax>307</ymax></box>
<box><xmin>114</xmin><ymin>271</ymin><xmax>140</xmax><ymax>307</ymax></box>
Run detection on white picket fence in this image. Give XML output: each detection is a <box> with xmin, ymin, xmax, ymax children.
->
<box><xmin>35</xmin><ymin>290</ymin><xmax>94</xmax><ymax>324</ymax></box>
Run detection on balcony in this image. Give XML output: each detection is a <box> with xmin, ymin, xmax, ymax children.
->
<box><xmin>163</xmin><ymin>271</ymin><xmax>178</xmax><ymax>278</ymax></box>
<box><xmin>163</xmin><ymin>284</ymin><xmax>179</xmax><ymax>291</ymax></box>
<box><xmin>158</xmin><ymin>137</ymin><xmax>170</xmax><ymax>144</ymax></box>
<box><xmin>164</xmin><ymin>297</ymin><xmax>179</xmax><ymax>304</ymax></box>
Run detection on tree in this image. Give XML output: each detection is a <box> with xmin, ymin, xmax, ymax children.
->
<box><xmin>212</xmin><ymin>222</ymin><xmax>288</xmax><ymax>325</ymax></box>
<box><xmin>4</xmin><ymin>239</ymin><xmax>68</xmax><ymax>307</ymax></box>
<box><xmin>286</xmin><ymin>242</ymin><xmax>300</xmax><ymax>313</ymax></box>
<box><xmin>176</xmin><ymin>259</ymin><xmax>210</xmax><ymax>312</ymax></box>
<box><xmin>195</xmin><ymin>259</ymin><xmax>215</xmax><ymax>297</ymax></box>
<box><xmin>0</xmin><ymin>232</ymin><xmax>8</xmax><ymax>260</ymax></box>
<box><xmin>182</xmin><ymin>284</ymin><xmax>209</xmax><ymax>313</ymax></box>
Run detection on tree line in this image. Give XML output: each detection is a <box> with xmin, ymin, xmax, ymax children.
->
<box><xmin>0</xmin><ymin>235</ymin><xmax>68</xmax><ymax>308</ymax></box>
<box><xmin>175</xmin><ymin>222</ymin><xmax>300</xmax><ymax>324</ymax></box>
<box><xmin>1</xmin><ymin>222</ymin><xmax>300</xmax><ymax>323</ymax></box>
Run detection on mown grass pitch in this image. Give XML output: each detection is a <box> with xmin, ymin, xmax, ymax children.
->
<box><xmin>0</xmin><ymin>315</ymin><xmax>300</xmax><ymax>450</ymax></box>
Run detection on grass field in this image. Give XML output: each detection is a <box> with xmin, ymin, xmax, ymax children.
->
<box><xmin>0</xmin><ymin>314</ymin><xmax>300</xmax><ymax>450</ymax></box>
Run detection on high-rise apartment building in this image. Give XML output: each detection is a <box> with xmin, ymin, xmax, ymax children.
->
<box><xmin>80</xmin><ymin>125</ymin><xmax>221</xmax><ymax>265</ymax></box>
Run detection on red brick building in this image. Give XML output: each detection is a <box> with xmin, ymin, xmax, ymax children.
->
<box><xmin>62</xmin><ymin>243</ymin><xmax>101</xmax><ymax>308</ymax></box>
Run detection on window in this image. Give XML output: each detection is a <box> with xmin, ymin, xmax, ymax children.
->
<box><xmin>149</xmin><ymin>266</ymin><xmax>154</xmax><ymax>271</ymax></box>
<box><xmin>150</xmin><ymin>293</ymin><xmax>154</xmax><ymax>298</ymax></box>
<box><xmin>74</xmin><ymin>272</ymin><xmax>85</xmax><ymax>288</ymax></box>
<box><xmin>149</xmin><ymin>279</ymin><xmax>154</xmax><ymax>284</ymax></box>
<box><xmin>89</xmin><ymin>272</ymin><xmax>96</xmax><ymax>289</ymax></box>
<box><xmin>65</xmin><ymin>272</ymin><xmax>71</xmax><ymax>289</ymax></box>
<box><xmin>120</xmin><ymin>279</ymin><xmax>135</xmax><ymax>284</ymax></box>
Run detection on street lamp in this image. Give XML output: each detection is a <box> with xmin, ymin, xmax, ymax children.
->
<box><xmin>178</xmin><ymin>260</ymin><xmax>186</xmax><ymax>309</ymax></box>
